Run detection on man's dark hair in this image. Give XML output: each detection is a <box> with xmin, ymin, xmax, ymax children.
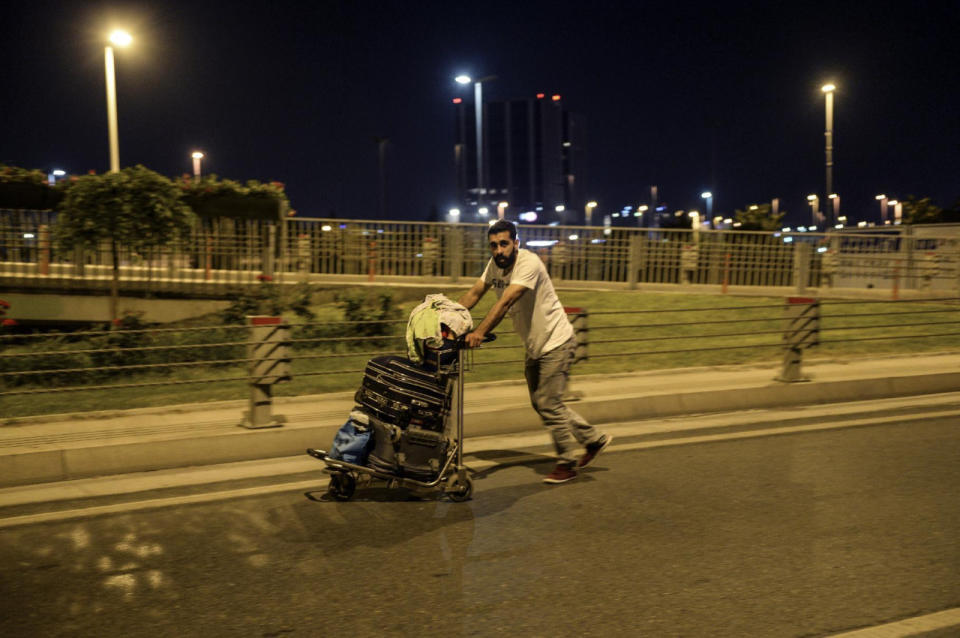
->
<box><xmin>487</xmin><ymin>219</ymin><xmax>517</xmax><ymax>240</ymax></box>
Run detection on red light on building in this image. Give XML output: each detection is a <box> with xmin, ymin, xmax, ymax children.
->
<box><xmin>552</xmin><ymin>94</ymin><xmax>561</xmax><ymax>101</ymax></box>
<box><xmin>452</xmin><ymin>97</ymin><xmax>462</xmax><ymax>104</ymax></box>
<box><xmin>536</xmin><ymin>93</ymin><xmax>545</xmax><ymax>99</ymax></box>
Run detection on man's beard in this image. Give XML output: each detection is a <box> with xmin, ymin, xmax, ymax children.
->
<box><xmin>494</xmin><ymin>251</ymin><xmax>516</xmax><ymax>270</ymax></box>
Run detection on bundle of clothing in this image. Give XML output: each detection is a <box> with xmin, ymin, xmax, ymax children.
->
<box><xmin>405</xmin><ymin>293</ymin><xmax>473</xmax><ymax>369</ymax></box>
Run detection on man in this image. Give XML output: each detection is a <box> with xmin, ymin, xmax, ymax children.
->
<box><xmin>460</xmin><ymin>220</ymin><xmax>611</xmax><ymax>484</ymax></box>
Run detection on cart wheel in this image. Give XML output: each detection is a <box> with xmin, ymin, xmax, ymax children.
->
<box><xmin>447</xmin><ymin>475</ymin><xmax>473</xmax><ymax>502</ymax></box>
<box><xmin>327</xmin><ymin>473</ymin><xmax>356</xmax><ymax>501</ymax></box>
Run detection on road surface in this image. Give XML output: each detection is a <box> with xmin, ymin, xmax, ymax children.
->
<box><xmin>1</xmin><ymin>408</ymin><xmax>958</xmax><ymax>637</ymax></box>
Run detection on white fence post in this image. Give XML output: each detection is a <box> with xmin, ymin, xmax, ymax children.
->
<box><xmin>262</xmin><ymin>223</ymin><xmax>276</xmax><ymax>280</ymax></box>
<box><xmin>793</xmin><ymin>242</ymin><xmax>811</xmax><ymax>295</ymax></box>
<box><xmin>447</xmin><ymin>226</ymin><xmax>463</xmax><ymax>284</ymax></box>
<box><xmin>628</xmin><ymin>235</ymin><xmax>642</xmax><ymax>289</ymax></box>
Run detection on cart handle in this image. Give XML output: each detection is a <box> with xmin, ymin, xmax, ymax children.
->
<box><xmin>456</xmin><ymin>332</ymin><xmax>497</xmax><ymax>348</ymax></box>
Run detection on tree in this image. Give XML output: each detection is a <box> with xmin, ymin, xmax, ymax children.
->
<box><xmin>733</xmin><ymin>203</ymin><xmax>784</xmax><ymax>231</ymax></box>
<box><xmin>55</xmin><ymin>166</ymin><xmax>195</xmax><ymax>321</ymax></box>
<box><xmin>901</xmin><ymin>196</ymin><xmax>943</xmax><ymax>225</ymax></box>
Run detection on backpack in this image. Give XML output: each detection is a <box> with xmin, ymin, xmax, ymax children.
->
<box><xmin>327</xmin><ymin>409</ymin><xmax>374</xmax><ymax>465</ymax></box>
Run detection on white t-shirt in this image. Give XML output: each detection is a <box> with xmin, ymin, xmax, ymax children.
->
<box><xmin>482</xmin><ymin>248</ymin><xmax>574</xmax><ymax>359</ymax></box>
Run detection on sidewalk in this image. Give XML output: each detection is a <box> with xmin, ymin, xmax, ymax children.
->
<box><xmin>2</xmin><ymin>352</ymin><xmax>959</xmax><ymax>488</ymax></box>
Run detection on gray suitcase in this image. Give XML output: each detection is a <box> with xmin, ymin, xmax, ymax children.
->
<box><xmin>396</xmin><ymin>426</ymin><xmax>449</xmax><ymax>480</ymax></box>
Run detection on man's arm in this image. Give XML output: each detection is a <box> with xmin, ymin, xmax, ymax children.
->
<box><xmin>465</xmin><ymin>283</ymin><xmax>528</xmax><ymax>347</ymax></box>
<box><xmin>458</xmin><ymin>278</ymin><xmax>489</xmax><ymax>310</ymax></box>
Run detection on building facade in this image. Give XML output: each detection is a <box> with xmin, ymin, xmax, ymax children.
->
<box><xmin>453</xmin><ymin>93</ymin><xmax>584</xmax><ymax>224</ymax></box>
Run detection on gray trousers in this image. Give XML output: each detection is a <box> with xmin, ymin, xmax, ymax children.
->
<box><xmin>524</xmin><ymin>337</ymin><xmax>603</xmax><ymax>464</ymax></box>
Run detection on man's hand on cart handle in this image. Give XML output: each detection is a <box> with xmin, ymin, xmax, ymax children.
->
<box><xmin>464</xmin><ymin>330</ymin><xmax>487</xmax><ymax>349</ymax></box>
<box><xmin>462</xmin><ymin>332</ymin><xmax>496</xmax><ymax>349</ymax></box>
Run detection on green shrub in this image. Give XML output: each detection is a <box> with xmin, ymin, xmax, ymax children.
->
<box><xmin>335</xmin><ymin>289</ymin><xmax>401</xmax><ymax>337</ymax></box>
<box><xmin>220</xmin><ymin>281</ymin><xmax>316</xmax><ymax>325</ymax></box>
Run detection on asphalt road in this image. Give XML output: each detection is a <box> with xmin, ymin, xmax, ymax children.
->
<box><xmin>1</xmin><ymin>416</ymin><xmax>958</xmax><ymax>638</ymax></box>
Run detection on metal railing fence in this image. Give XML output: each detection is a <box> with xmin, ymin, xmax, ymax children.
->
<box><xmin>3</xmin><ymin>299</ymin><xmax>959</xmax><ymax>421</ymax></box>
<box><xmin>3</xmin><ymin>211</ymin><xmax>960</xmax><ymax>297</ymax></box>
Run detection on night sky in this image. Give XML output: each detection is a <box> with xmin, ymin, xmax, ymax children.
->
<box><xmin>3</xmin><ymin>1</ymin><xmax>959</xmax><ymax>227</ymax></box>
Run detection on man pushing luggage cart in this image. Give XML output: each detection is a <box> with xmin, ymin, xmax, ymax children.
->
<box><xmin>459</xmin><ymin>220</ymin><xmax>612</xmax><ymax>484</ymax></box>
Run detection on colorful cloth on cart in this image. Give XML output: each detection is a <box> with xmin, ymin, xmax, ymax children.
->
<box><xmin>405</xmin><ymin>294</ymin><xmax>473</xmax><ymax>364</ymax></box>
<box><xmin>328</xmin><ymin>409</ymin><xmax>373</xmax><ymax>465</ymax></box>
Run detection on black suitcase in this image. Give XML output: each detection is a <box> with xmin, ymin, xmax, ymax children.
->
<box><xmin>355</xmin><ymin>355</ymin><xmax>449</xmax><ymax>431</ymax></box>
<box><xmin>397</xmin><ymin>426</ymin><xmax>449</xmax><ymax>481</ymax></box>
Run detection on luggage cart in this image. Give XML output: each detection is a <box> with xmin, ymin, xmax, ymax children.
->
<box><xmin>307</xmin><ymin>334</ymin><xmax>494</xmax><ymax>502</ymax></box>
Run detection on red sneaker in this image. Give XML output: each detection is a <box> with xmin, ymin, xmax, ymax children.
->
<box><xmin>543</xmin><ymin>463</ymin><xmax>578</xmax><ymax>484</ymax></box>
<box><xmin>578</xmin><ymin>435</ymin><xmax>613</xmax><ymax>469</ymax></box>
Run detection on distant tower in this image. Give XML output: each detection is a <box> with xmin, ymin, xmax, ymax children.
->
<box><xmin>454</xmin><ymin>92</ymin><xmax>584</xmax><ymax>223</ymax></box>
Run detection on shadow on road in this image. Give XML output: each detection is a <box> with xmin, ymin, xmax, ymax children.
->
<box><xmin>466</xmin><ymin>448</ymin><xmax>556</xmax><ymax>480</ymax></box>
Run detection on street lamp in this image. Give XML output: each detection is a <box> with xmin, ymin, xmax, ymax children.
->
<box><xmin>828</xmin><ymin>193</ymin><xmax>839</xmax><ymax>225</ymax></box>
<box><xmin>191</xmin><ymin>151</ymin><xmax>205</xmax><ymax>179</ymax></box>
<box><xmin>689</xmin><ymin>210</ymin><xmax>701</xmax><ymax>239</ymax></box>
<box><xmin>875</xmin><ymin>194</ymin><xmax>888</xmax><ymax>223</ymax></box>
<box><xmin>888</xmin><ymin>200</ymin><xmax>902</xmax><ymax>224</ymax></box>
<box><xmin>701</xmin><ymin>191</ymin><xmax>713</xmax><ymax>226</ymax></box>
<box><xmin>637</xmin><ymin>204</ymin><xmax>648</xmax><ymax>227</ymax></box>
<box><xmin>585</xmin><ymin>201</ymin><xmax>598</xmax><ymax>226</ymax></box>
<box><xmin>105</xmin><ymin>29</ymin><xmax>132</xmax><ymax>173</ymax></box>
<box><xmin>496</xmin><ymin>201</ymin><xmax>508</xmax><ymax>220</ymax></box>
<box><xmin>822</xmin><ymin>83</ymin><xmax>836</xmax><ymax>208</ymax></box>
<box><xmin>554</xmin><ymin>204</ymin><xmax>566</xmax><ymax>224</ymax></box>
<box><xmin>807</xmin><ymin>194</ymin><xmax>820</xmax><ymax>226</ymax></box>
<box><xmin>455</xmin><ymin>73</ymin><xmax>496</xmax><ymax>213</ymax></box>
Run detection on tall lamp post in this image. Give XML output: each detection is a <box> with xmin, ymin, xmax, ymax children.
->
<box><xmin>701</xmin><ymin>191</ymin><xmax>713</xmax><ymax>227</ymax></box>
<box><xmin>105</xmin><ymin>29</ymin><xmax>132</xmax><ymax>173</ymax></box>
<box><xmin>888</xmin><ymin>199</ymin><xmax>902</xmax><ymax>224</ymax></box>
<box><xmin>637</xmin><ymin>204</ymin><xmax>648</xmax><ymax>227</ymax></box>
<box><xmin>455</xmin><ymin>73</ymin><xmax>496</xmax><ymax>212</ymax></box>
<box><xmin>191</xmin><ymin>151</ymin><xmax>205</xmax><ymax>179</ymax></box>
<box><xmin>585</xmin><ymin>200</ymin><xmax>598</xmax><ymax>226</ymax></box>
<box><xmin>876</xmin><ymin>194</ymin><xmax>888</xmax><ymax>223</ymax></box>
<box><xmin>822</xmin><ymin>83</ymin><xmax>836</xmax><ymax>207</ymax></box>
<box><xmin>807</xmin><ymin>194</ymin><xmax>820</xmax><ymax>226</ymax></box>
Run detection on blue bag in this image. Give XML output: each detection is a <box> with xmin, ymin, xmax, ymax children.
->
<box><xmin>328</xmin><ymin>410</ymin><xmax>373</xmax><ymax>465</ymax></box>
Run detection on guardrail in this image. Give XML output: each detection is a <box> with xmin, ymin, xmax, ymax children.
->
<box><xmin>3</xmin><ymin>211</ymin><xmax>960</xmax><ymax>297</ymax></box>
<box><xmin>2</xmin><ymin>298</ymin><xmax>958</xmax><ymax>419</ymax></box>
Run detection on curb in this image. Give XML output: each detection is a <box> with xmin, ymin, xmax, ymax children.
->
<box><xmin>2</xmin><ymin>369</ymin><xmax>958</xmax><ymax>488</ymax></box>
<box><xmin>5</xmin><ymin>350</ymin><xmax>955</xmax><ymax>426</ymax></box>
